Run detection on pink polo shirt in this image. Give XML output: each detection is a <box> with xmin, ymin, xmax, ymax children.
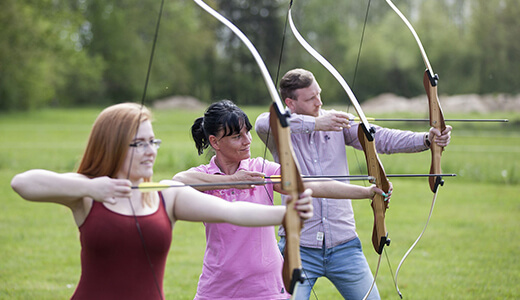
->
<box><xmin>191</xmin><ymin>156</ymin><xmax>290</xmax><ymax>300</ymax></box>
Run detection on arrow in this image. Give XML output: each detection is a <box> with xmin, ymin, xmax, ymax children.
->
<box><xmin>351</xmin><ymin>117</ymin><xmax>508</xmax><ymax>122</ymax></box>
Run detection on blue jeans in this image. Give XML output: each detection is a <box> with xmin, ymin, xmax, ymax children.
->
<box><xmin>278</xmin><ymin>237</ymin><xmax>380</xmax><ymax>300</ymax></box>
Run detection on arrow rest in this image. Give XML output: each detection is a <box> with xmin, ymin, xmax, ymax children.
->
<box><xmin>359</xmin><ymin>122</ymin><xmax>376</xmax><ymax>142</ymax></box>
<box><xmin>287</xmin><ymin>268</ymin><xmax>304</xmax><ymax>295</ymax></box>
<box><xmin>432</xmin><ymin>175</ymin><xmax>444</xmax><ymax>193</ymax></box>
<box><xmin>377</xmin><ymin>235</ymin><xmax>391</xmax><ymax>255</ymax></box>
<box><xmin>273</xmin><ymin>105</ymin><xmax>292</xmax><ymax>128</ymax></box>
<box><xmin>426</xmin><ymin>70</ymin><xmax>439</xmax><ymax>87</ymax></box>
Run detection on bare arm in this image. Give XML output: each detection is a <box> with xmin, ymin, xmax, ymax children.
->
<box><xmin>172</xmin><ymin>170</ymin><xmax>265</xmax><ymax>191</ymax></box>
<box><xmin>273</xmin><ymin>179</ymin><xmax>391</xmax><ymax>201</ymax></box>
<box><xmin>162</xmin><ymin>181</ymin><xmax>313</xmax><ymax>225</ymax></box>
<box><xmin>176</xmin><ymin>168</ymin><xmax>389</xmax><ymax>202</ymax></box>
<box><xmin>11</xmin><ymin>169</ymin><xmax>131</xmax><ymax>207</ymax></box>
<box><xmin>305</xmin><ymin>180</ymin><xmax>390</xmax><ymax>200</ymax></box>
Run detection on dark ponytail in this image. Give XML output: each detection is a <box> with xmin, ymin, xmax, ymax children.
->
<box><xmin>191</xmin><ymin>100</ymin><xmax>252</xmax><ymax>155</ymax></box>
<box><xmin>191</xmin><ymin>117</ymin><xmax>207</xmax><ymax>155</ymax></box>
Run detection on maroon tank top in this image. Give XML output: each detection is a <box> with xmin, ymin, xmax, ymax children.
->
<box><xmin>71</xmin><ymin>192</ymin><xmax>172</xmax><ymax>300</ymax></box>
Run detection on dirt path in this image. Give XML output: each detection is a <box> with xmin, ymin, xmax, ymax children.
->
<box><xmin>360</xmin><ymin>93</ymin><xmax>520</xmax><ymax>114</ymax></box>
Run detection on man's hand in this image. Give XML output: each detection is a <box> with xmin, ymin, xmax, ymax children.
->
<box><xmin>428</xmin><ymin>125</ymin><xmax>452</xmax><ymax>147</ymax></box>
<box><xmin>315</xmin><ymin>110</ymin><xmax>354</xmax><ymax>131</ymax></box>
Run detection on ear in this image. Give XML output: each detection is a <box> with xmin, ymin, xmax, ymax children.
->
<box><xmin>284</xmin><ymin>97</ymin><xmax>296</xmax><ymax>112</ymax></box>
<box><xmin>208</xmin><ymin>135</ymin><xmax>220</xmax><ymax>151</ymax></box>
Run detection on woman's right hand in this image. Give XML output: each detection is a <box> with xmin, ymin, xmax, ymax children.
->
<box><xmin>88</xmin><ymin>176</ymin><xmax>132</xmax><ymax>204</ymax></box>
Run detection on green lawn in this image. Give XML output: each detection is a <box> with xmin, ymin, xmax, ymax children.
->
<box><xmin>1</xmin><ymin>106</ymin><xmax>519</xmax><ymax>299</ymax></box>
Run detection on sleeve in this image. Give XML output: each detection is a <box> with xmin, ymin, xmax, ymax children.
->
<box><xmin>262</xmin><ymin>158</ymin><xmax>281</xmax><ymax>177</ymax></box>
<box><xmin>287</xmin><ymin>113</ymin><xmax>317</xmax><ymax>134</ymax></box>
<box><xmin>345</xmin><ymin>122</ymin><xmax>429</xmax><ymax>154</ymax></box>
<box><xmin>255</xmin><ymin>112</ymin><xmax>279</xmax><ymax>162</ymax></box>
<box><xmin>188</xmin><ymin>164</ymin><xmax>209</xmax><ymax>174</ymax></box>
<box><xmin>255</xmin><ymin>112</ymin><xmax>319</xmax><ymax>162</ymax></box>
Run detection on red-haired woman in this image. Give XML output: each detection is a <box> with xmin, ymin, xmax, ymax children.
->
<box><xmin>10</xmin><ymin>102</ymin><xmax>313</xmax><ymax>300</ymax></box>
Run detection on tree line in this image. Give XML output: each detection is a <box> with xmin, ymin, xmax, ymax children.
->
<box><xmin>1</xmin><ymin>0</ymin><xmax>518</xmax><ymax>111</ymax></box>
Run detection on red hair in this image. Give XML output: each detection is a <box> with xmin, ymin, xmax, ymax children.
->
<box><xmin>77</xmin><ymin>103</ymin><xmax>154</xmax><ymax>206</ymax></box>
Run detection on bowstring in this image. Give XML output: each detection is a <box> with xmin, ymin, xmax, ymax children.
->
<box><xmin>347</xmin><ymin>0</ymin><xmax>399</xmax><ymax>296</ymax></box>
<box><xmin>269</xmin><ymin>1</ymin><xmax>326</xmax><ymax>298</ymax></box>
<box><xmin>394</xmin><ymin>189</ymin><xmax>439</xmax><ymax>298</ymax></box>
<box><xmin>349</xmin><ymin>0</ymin><xmax>372</xmax><ymax>185</ymax></box>
<box><xmin>125</xmin><ymin>0</ymin><xmax>166</xmax><ymax>299</ymax></box>
<box><xmin>259</xmin><ymin>1</ymin><xmax>321</xmax><ymax>298</ymax></box>
<box><xmin>260</xmin><ymin>0</ymin><xmax>291</xmax><ymax>203</ymax></box>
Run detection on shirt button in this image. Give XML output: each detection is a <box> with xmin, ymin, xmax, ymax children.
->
<box><xmin>310</xmin><ymin>141</ymin><xmax>313</xmax><ymax>144</ymax></box>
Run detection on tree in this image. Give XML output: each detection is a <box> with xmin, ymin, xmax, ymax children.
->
<box><xmin>469</xmin><ymin>0</ymin><xmax>520</xmax><ymax>94</ymax></box>
<box><xmin>0</xmin><ymin>0</ymin><xmax>104</xmax><ymax>110</ymax></box>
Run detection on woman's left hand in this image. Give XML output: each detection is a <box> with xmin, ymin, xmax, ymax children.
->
<box><xmin>369</xmin><ymin>182</ymin><xmax>393</xmax><ymax>203</ymax></box>
<box><xmin>294</xmin><ymin>188</ymin><xmax>314</xmax><ymax>220</ymax></box>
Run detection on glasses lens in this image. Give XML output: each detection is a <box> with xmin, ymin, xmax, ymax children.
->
<box><xmin>153</xmin><ymin>139</ymin><xmax>161</xmax><ymax>149</ymax></box>
<box><xmin>130</xmin><ymin>139</ymin><xmax>161</xmax><ymax>153</ymax></box>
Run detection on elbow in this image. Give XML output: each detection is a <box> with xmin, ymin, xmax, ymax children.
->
<box><xmin>11</xmin><ymin>173</ymin><xmax>28</xmax><ymax>198</ymax></box>
<box><xmin>172</xmin><ymin>172</ymin><xmax>187</xmax><ymax>183</ymax></box>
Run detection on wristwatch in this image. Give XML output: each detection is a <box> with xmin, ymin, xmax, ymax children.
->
<box><xmin>424</xmin><ymin>133</ymin><xmax>431</xmax><ymax>147</ymax></box>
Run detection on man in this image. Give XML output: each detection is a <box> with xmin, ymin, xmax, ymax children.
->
<box><xmin>255</xmin><ymin>68</ymin><xmax>452</xmax><ymax>299</ymax></box>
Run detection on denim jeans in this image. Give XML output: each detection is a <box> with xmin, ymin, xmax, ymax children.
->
<box><xmin>278</xmin><ymin>236</ymin><xmax>380</xmax><ymax>300</ymax></box>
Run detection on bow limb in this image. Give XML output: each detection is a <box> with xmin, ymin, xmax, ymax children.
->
<box><xmin>358</xmin><ymin>126</ymin><xmax>391</xmax><ymax>255</ymax></box>
<box><xmin>288</xmin><ymin>5</ymin><xmax>391</xmax><ymax>255</ymax></box>
<box><xmin>385</xmin><ymin>0</ymin><xmax>447</xmax><ymax>193</ymax></box>
<box><xmin>424</xmin><ymin>72</ymin><xmax>446</xmax><ymax>192</ymax></box>
<box><xmin>193</xmin><ymin>0</ymin><xmax>304</xmax><ymax>294</ymax></box>
<box><xmin>269</xmin><ymin>104</ymin><xmax>306</xmax><ymax>295</ymax></box>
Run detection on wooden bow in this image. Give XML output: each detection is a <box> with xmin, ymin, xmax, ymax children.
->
<box><xmin>193</xmin><ymin>0</ymin><xmax>305</xmax><ymax>294</ymax></box>
<box><xmin>269</xmin><ymin>100</ymin><xmax>306</xmax><ymax>295</ymax></box>
<box><xmin>287</xmin><ymin>3</ymin><xmax>391</xmax><ymax>256</ymax></box>
<box><xmin>286</xmin><ymin>5</ymin><xmax>391</xmax><ymax>298</ymax></box>
<box><xmin>384</xmin><ymin>1</ymin><xmax>447</xmax><ymax>297</ymax></box>
<box><xmin>424</xmin><ymin>71</ymin><xmax>447</xmax><ymax>193</ymax></box>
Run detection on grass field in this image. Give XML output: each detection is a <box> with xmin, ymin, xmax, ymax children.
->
<box><xmin>0</xmin><ymin>106</ymin><xmax>519</xmax><ymax>299</ymax></box>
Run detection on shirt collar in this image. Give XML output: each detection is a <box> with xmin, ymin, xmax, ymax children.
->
<box><xmin>207</xmin><ymin>155</ymin><xmax>249</xmax><ymax>175</ymax></box>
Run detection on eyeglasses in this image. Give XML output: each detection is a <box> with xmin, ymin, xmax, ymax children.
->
<box><xmin>129</xmin><ymin>139</ymin><xmax>162</xmax><ymax>153</ymax></box>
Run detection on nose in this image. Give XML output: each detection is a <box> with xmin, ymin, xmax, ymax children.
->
<box><xmin>244</xmin><ymin>133</ymin><xmax>252</xmax><ymax>145</ymax></box>
<box><xmin>144</xmin><ymin>143</ymin><xmax>157</xmax><ymax>155</ymax></box>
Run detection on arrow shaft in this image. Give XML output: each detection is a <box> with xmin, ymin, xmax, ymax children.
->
<box><xmin>354</xmin><ymin>118</ymin><xmax>508</xmax><ymax>122</ymax></box>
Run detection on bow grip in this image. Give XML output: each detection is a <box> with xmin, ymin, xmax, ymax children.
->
<box><xmin>358</xmin><ymin>124</ymin><xmax>391</xmax><ymax>254</ymax></box>
<box><xmin>424</xmin><ymin>71</ymin><xmax>446</xmax><ymax>193</ymax></box>
<box><xmin>269</xmin><ymin>104</ymin><xmax>305</xmax><ymax>294</ymax></box>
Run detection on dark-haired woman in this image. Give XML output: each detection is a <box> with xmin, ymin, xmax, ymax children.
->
<box><xmin>10</xmin><ymin>102</ymin><xmax>314</xmax><ymax>300</ymax></box>
<box><xmin>173</xmin><ymin>100</ymin><xmax>391</xmax><ymax>300</ymax></box>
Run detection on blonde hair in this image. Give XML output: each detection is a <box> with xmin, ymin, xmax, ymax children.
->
<box><xmin>77</xmin><ymin>103</ymin><xmax>154</xmax><ymax>206</ymax></box>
